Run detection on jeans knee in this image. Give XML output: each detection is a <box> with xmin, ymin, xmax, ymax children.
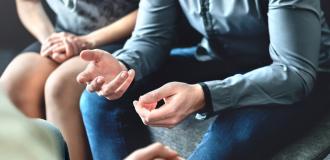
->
<box><xmin>79</xmin><ymin>90</ymin><xmax>112</xmax><ymax>115</ymax></box>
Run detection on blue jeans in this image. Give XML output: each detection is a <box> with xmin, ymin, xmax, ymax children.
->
<box><xmin>80</xmin><ymin>47</ymin><xmax>329</xmax><ymax>160</ymax></box>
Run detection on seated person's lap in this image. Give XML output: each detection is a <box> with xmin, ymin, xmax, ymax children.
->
<box><xmin>80</xmin><ymin>48</ymin><xmax>330</xmax><ymax>159</ymax></box>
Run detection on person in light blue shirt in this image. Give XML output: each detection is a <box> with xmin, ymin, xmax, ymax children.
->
<box><xmin>77</xmin><ymin>0</ymin><xmax>330</xmax><ymax>159</ymax></box>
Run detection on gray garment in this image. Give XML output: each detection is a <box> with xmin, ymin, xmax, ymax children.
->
<box><xmin>46</xmin><ymin>0</ymin><xmax>139</xmax><ymax>35</ymax></box>
<box><xmin>113</xmin><ymin>0</ymin><xmax>330</xmax><ymax>113</ymax></box>
<box><xmin>0</xmin><ymin>89</ymin><xmax>63</xmax><ymax>160</ymax></box>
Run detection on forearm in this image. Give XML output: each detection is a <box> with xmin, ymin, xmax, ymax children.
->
<box><xmin>202</xmin><ymin>7</ymin><xmax>321</xmax><ymax>114</ymax></box>
<box><xmin>82</xmin><ymin>10</ymin><xmax>138</xmax><ymax>48</ymax></box>
<box><xmin>204</xmin><ymin>64</ymin><xmax>315</xmax><ymax>112</ymax></box>
<box><xmin>113</xmin><ymin>0</ymin><xmax>178</xmax><ymax>80</ymax></box>
<box><xmin>16</xmin><ymin>0</ymin><xmax>54</xmax><ymax>42</ymax></box>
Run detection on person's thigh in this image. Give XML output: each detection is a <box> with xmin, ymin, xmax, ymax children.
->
<box><xmin>0</xmin><ymin>48</ymin><xmax>58</xmax><ymax>117</ymax></box>
<box><xmin>188</xmin><ymin>80</ymin><xmax>330</xmax><ymax>160</ymax></box>
<box><xmin>45</xmin><ymin>56</ymin><xmax>87</xmax><ymax>106</ymax></box>
<box><xmin>80</xmin><ymin>86</ymin><xmax>151</xmax><ymax>160</ymax></box>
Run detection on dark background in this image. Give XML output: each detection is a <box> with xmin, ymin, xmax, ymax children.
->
<box><xmin>0</xmin><ymin>0</ymin><xmax>34</xmax><ymax>49</ymax></box>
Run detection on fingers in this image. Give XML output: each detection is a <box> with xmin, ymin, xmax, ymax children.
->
<box><xmin>77</xmin><ymin>70</ymin><xmax>96</xmax><ymax>84</ymax></box>
<box><xmin>86</xmin><ymin>76</ymin><xmax>105</xmax><ymax>92</ymax></box>
<box><xmin>63</xmin><ymin>38</ymin><xmax>75</xmax><ymax>58</ymax></box>
<box><xmin>114</xmin><ymin>69</ymin><xmax>135</xmax><ymax>96</ymax></box>
<box><xmin>80</xmin><ymin>49</ymin><xmax>106</xmax><ymax>63</ymax></box>
<box><xmin>145</xmin><ymin>143</ymin><xmax>178</xmax><ymax>159</ymax></box>
<box><xmin>100</xmin><ymin>69</ymin><xmax>135</xmax><ymax>100</ymax></box>
<box><xmin>51</xmin><ymin>52</ymin><xmax>67</xmax><ymax>63</ymax></box>
<box><xmin>40</xmin><ymin>34</ymin><xmax>64</xmax><ymax>56</ymax></box>
<box><xmin>133</xmin><ymin>100</ymin><xmax>150</xmax><ymax>124</ymax></box>
<box><xmin>125</xmin><ymin>143</ymin><xmax>179</xmax><ymax>160</ymax></box>
<box><xmin>139</xmin><ymin>83</ymin><xmax>176</xmax><ymax>104</ymax></box>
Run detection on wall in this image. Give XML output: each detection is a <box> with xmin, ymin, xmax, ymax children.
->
<box><xmin>0</xmin><ymin>0</ymin><xmax>34</xmax><ymax>49</ymax></box>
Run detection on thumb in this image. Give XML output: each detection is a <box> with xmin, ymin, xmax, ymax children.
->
<box><xmin>139</xmin><ymin>83</ymin><xmax>176</xmax><ymax>104</ymax></box>
<box><xmin>80</xmin><ymin>49</ymin><xmax>105</xmax><ymax>63</ymax></box>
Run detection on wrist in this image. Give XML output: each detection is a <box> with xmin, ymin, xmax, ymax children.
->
<box><xmin>80</xmin><ymin>34</ymin><xmax>97</xmax><ymax>49</ymax></box>
<box><xmin>194</xmin><ymin>83</ymin><xmax>213</xmax><ymax>120</ymax></box>
<box><xmin>192</xmin><ymin>84</ymin><xmax>206</xmax><ymax>112</ymax></box>
<box><xmin>39</xmin><ymin>32</ymin><xmax>54</xmax><ymax>44</ymax></box>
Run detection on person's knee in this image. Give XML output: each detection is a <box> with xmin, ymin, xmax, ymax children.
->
<box><xmin>2</xmin><ymin>53</ymin><xmax>41</xmax><ymax>86</ymax></box>
<box><xmin>44</xmin><ymin>68</ymin><xmax>75</xmax><ymax>103</ymax></box>
<box><xmin>80</xmin><ymin>90</ymin><xmax>105</xmax><ymax>112</ymax></box>
<box><xmin>1</xmin><ymin>53</ymin><xmax>53</xmax><ymax>103</ymax></box>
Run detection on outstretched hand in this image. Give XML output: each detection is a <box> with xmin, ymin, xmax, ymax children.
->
<box><xmin>77</xmin><ymin>49</ymin><xmax>135</xmax><ymax>100</ymax></box>
<box><xmin>133</xmin><ymin>82</ymin><xmax>205</xmax><ymax>128</ymax></box>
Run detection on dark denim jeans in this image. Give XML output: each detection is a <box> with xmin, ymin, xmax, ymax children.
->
<box><xmin>80</xmin><ymin>47</ymin><xmax>329</xmax><ymax>160</ymax></box>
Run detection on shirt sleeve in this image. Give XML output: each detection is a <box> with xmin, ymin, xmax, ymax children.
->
<box><xmin>113</xmin><ymin>0</ymin><xmax>178</xmax><ymax>80</ymax></box>
<box><xmin>204</xmin><ymin>2</ymin><xmax>322</xmax><ymax>112</ymax></box>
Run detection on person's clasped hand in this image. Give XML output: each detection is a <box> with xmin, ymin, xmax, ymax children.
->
<box><xmin>76</xmin><ymin>49</ymin><xmax>135</xmax><ymax>100</ymax></box>
<box><xmin>133</xmin><ymin>82</ymin><xmax>206</xmax><ymax>128</ymax></box>
<box><xmin>40</xmin><ymin>32</ymin><xmax>95</xmax><ymax>63</ymax></box>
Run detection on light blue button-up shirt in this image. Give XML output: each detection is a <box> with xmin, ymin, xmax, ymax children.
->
<box><xmin>113</xmin><ymin>0</ymin><xmax>330</xmax><ymax>113</ymax></box>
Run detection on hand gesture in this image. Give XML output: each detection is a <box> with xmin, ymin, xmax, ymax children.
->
<box><xmin>133</xmin><ymin>82</ymin><xmax>205</xmax><ymax>128</ymax></box>
<box><xmin>77</xmin><ymin>49</ymin><xmax>135</xmax><ymax>100</ymax></box>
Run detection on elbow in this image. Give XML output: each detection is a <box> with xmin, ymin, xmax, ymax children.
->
<box><xmin>284</xmin><ymin>66</ymin><xmax>316</xmax><ymax>104</ymax></box>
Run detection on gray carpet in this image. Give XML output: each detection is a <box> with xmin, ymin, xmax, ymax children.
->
<box><xmin>150</xmin><ymin>110</ymin><xmax>330</xmax><ymax>160</ymax></box>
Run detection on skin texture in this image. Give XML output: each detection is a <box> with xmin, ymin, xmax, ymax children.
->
<box><xmin>0</xmin><ymin>0</ymin><xmax>138</xmax><ymax>160</ymax></box>
<box><xmin>125</xmin><ymin>142</ymin><xmax>184</xmax><ymax>160</ymax></box>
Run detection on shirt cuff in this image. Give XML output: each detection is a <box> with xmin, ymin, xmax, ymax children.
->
<box><xmin>195</xmin><ymin>82</ymin><xmax>214</xmax><ymax>120</ymax></box>
<box><xmin>204</xmin><ymin>80</ymin><xmax>233</xmax><ymax>113</ymax></box>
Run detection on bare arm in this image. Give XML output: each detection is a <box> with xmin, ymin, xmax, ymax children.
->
<box><xmin>16</xmin><ymin>0</ymin><xmax>54</xmax><ymax>42</ymax></box>
<box><xmin>81</xmin><ymin>10</ymin><xmax>138</xmax><ymax>48</ymax></box>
